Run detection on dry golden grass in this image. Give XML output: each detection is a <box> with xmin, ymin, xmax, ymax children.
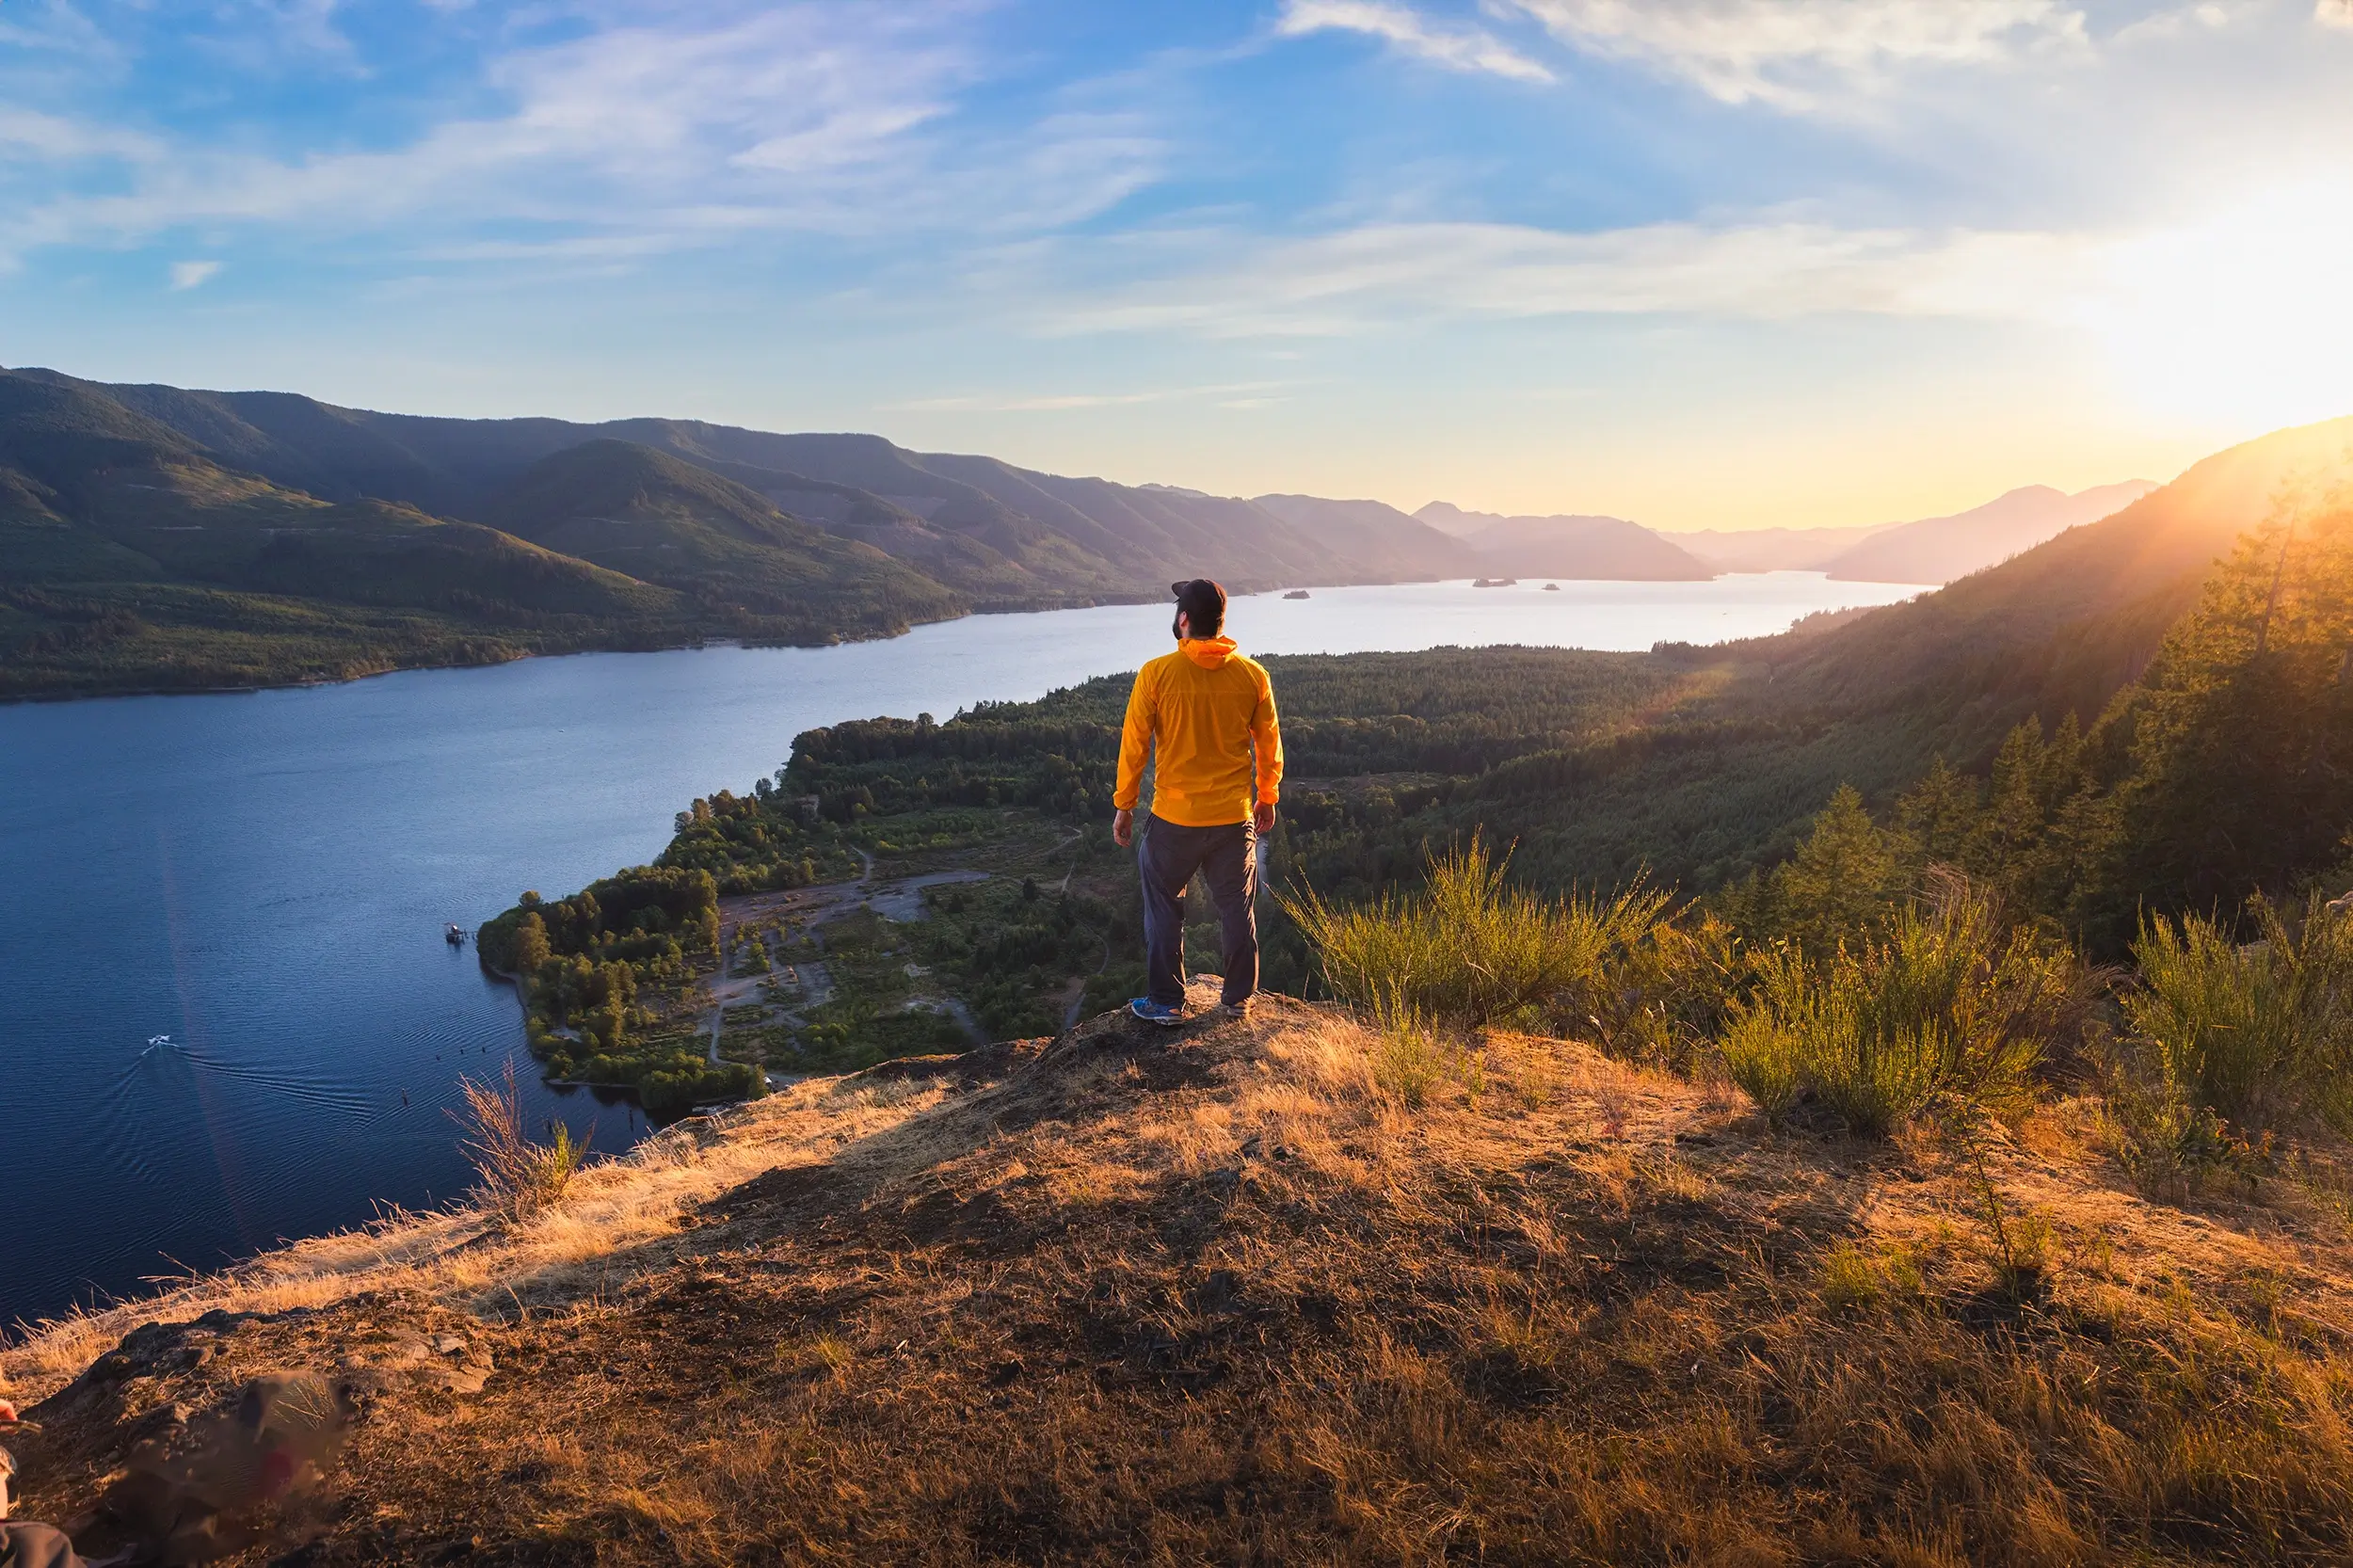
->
<box><xmin>13</xmin><ymin>985</ymin><xmax>2353</xmax><ymax>1564</ymax></box>
<box><xmin>1</xmin><ymin>1062</ymin><xmax>967</xmax><ymax>1395</ymax></box>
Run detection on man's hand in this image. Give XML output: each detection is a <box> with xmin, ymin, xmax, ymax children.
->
<box><xmin>1112</xmin><ymin>808</ymin><xmax>1134</xmax><ymax>848</ymax></box>
<box><xmin>1254</xmin><ymin>801</ymin><xmax>1276</xmax><ymax>836</ymax></box>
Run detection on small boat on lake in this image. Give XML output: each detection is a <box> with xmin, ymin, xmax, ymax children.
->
<box><xmin>446</xmin><ymin>923</ymin><xmax>467</xmax><ymax>946</ymax></box>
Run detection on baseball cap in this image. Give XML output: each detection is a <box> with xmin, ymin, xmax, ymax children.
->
<box><xmin>1171</xmin><ymin>578</ymin><xmax>1227</xmax><ymax>632</ymax></box>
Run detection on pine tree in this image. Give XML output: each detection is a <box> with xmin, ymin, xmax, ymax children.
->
<box><xmin>1770</xmin><ymin>785</ymin><xmax>1905</xmax><ymax>952</ymax></box>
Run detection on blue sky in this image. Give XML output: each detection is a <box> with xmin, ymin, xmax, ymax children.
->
<box><xmin>5</xmin><ymin>0</ymin><xmax>2352</xmax><ymax>528</ymax></box>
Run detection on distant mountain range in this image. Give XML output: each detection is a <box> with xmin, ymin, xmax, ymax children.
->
<box><xmin>1423</xmin><ymin>481</ymin><xmax>2161</xmax><ymax>586</ymax></box>
<box><xmin>1413</xmin><ymin>503</ymin><xmax>1712</xmax><ymax>580</ymax></box>
<box><xmin>1660</xmin><ymin>481</ymin><xmax>2160</xmax><ymax>582</ymax></box>
<box><xmin>0</xmin><ymin>360</ymin><xmax>2243</xmax><ymax>697</ymax></box>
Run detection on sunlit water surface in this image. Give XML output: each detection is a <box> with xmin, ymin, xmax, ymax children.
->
<box><xmin>0</xmin><ymin>572</ymin><xmax>1923</xmax><ymax>1324</ymax></box>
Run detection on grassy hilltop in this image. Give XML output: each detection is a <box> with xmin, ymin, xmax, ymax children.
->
<box><xmin>7</xmin><ymin>417</ymin><xmax>2353</xmax><ymax>1560</ymax></box>
<box><xmin>12</xmin><ymin>981</ymin><xmax>2353</xmax><ymax>1562</ymax></box>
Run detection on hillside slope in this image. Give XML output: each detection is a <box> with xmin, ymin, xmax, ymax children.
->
<box><xmin>485</xmin><ymin>440</ymin><xmax>963</xmax><ymax>635</ymax></box>
<box><xmin>1776</xmin><ymin>413</ymin><xmax>2353</xmax><ymax>730</ymax></box>
<box><xmin>1250</xmin><ymin>493</ymin><xmax>1477</xmax><ymax>580</ymax></box>
<box><xmin>1822</xmin><ymin>480</ymin><xmax>2158</xmax><ymax>584</ymax></box>
<box><xmin>6</xmin><ymin>371</ymin><xmax>1402</xmax><ymax>599</ymax></box>
<box><xmin>1417</xmin><ymin>415</ymin><xmax>2353</xmax><ymax>889</ymax></box>
<box><xmin>1416</xmin><ymin>503</ymin><xmax>1715</xmax><ymax>580</ymax></box>
<box><xmin>10</xmin><ymin>989</ymin><xmax>2353</xmax><ymax>1563</ymax></box>
<box><xmin>1666</xmin><ymin>520</ymin><xmax>1891</xmax><ymax>572</ymax></box>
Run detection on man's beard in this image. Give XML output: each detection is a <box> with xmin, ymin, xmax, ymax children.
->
<box><xmin>1172</xmin><ymin>612</ymin><xmax>1184</xmax><ymax>641</ymax></box>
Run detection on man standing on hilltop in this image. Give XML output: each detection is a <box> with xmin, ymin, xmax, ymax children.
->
<box><xmin>1112</xmin><ymin>579</ymin><xmax>1284</xmax><ymax>1026</ymax></box>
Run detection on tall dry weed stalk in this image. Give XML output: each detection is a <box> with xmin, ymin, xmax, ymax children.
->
<box><xmin>453</xmin><ymin>1062</ymin><xmax>592</xmax><ymax>1222</ymax></box>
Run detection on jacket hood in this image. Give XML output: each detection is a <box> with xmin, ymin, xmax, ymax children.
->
<box><xmin>1179</xmin><ymin>636</ymin><xmax>1239</xmax><ymax>669</ymax></box>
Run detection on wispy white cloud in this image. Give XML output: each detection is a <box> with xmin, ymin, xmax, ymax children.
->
<box><xmin>1275</xmin><ymin>0</ymin><xmax>1554</xmax><ymax>82</ymax></box>
<box><xmin>0</xmin><ymin>0</ymin><xmax>116</xmax><ymax>56</ymax></box>
<box><xmin>1500</xmin><ymin>0</ymin><xmax>2088</xmax><ymax>107</ymax></box>
<box><xmin>168</xmin><ymin>259</ymin><xmax>221</xmax><ymax>290</ymax></box>
<box><xmin>2319</xmin><ymin>0</ymin><xmax>2353</xmax><ymax>28</ymax></box>
<box><xmin>0</xmin><ymin>105</ymin><xmax>161</xmax><ymax>161</ymax></box>
<box><xmin>4</xmin><ymin>3</ymin><xmax>1160</xmax><ymax>264</ymax></box>
<box><xmin>1045</xmin><ymin>219</ymin><xmax>2095</xmax><ymax>337</ymax></box>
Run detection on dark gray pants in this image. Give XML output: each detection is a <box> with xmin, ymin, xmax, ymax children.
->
<box><xmin>1139</xmin><ymin>815</ymin><xmax>1257</xmax><ymax>1008</ymax></box>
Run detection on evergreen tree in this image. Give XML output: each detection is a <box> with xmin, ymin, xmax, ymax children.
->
<box><xmin>1767</xmin><ymin>785</ymin><xmax>1906</xmax><ymax>952</ymax></box>
<box><xmin>2099</xmin><ymin>511</ymin><xmax>2353</xmax><ymax>930</ymax></box>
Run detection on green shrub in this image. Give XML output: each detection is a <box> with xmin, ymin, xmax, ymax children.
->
<box><xmin>2126</xmin><ymin>894</ymin><xmax>2353</xmax><ymax>1128</ymax></box>
<box><xmin>1721</xmin><ymin>873</ymin><xmax>2088</xmax><ymax>1136</ymax></box>
<box><xmin>1585</xmin><ymin>907</ymin><xmax>1746</xmax><ymax>1070</ymax></box>
<box><xmin>1362</xmin><ymin>982</ymin><xmax>1475</xmax><ymax>1108</ymax></box>
<box><xmin>1283</xmin><ymin>834</ymin><xmax>1671</xmax><ymax>1031</ymax></box>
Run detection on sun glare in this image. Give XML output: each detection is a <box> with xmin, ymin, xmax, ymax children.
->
<box><xmin>2083</xmin><ymin>180</ymin><xmax>2353</xmax><ymax>432</ymax></box>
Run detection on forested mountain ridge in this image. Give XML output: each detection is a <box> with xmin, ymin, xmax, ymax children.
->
<box><xmin>481</xmin><ymin>440</ymin><xmax>963</xmax><ymax>639</ymax></box>
<box><xmin>1765</xmin><ymin>414</ymin><xmax>2353</xmax><ymax>729</ymax></box>
<box><xmin>1</xmin><ymin>366</ymin><xmax>1453</xmax><ymax>596</ymax></box>
<box><xmin>1501</xmin><ymin>412</ymin><xmax>2353</xmax><ymax>896</ymax></box>
<box><xmin>2</xmin><ymin>363</ymin><xmax>2341</xmax><ymax>704</ymax></box>
<box><xmin>0</xmin><ymin>365</ymin><xmax>1588</xmax><ymax>695</ymax></box>
<box><xmin>0</xmin><ymin>374</ymin><xmax>694</xmax><ymax>696</ymax></box>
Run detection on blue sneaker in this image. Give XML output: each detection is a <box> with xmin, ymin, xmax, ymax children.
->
<box><xmin>1128</xmin><ymin>997</ymin><xmax>1187</xmax><ymax>1028</ymax></box>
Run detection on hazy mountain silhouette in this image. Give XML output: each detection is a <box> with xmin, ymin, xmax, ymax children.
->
<box><xmin>1665</xmin><ymin>523</ymin><xmax>1895</xmax><ymax>574</ymax></box>
<box><xmin>1250</xmin><ymin>494</ymin><xmax>1476</xmax><ymax>580</ymax></box>
<box><xmin>1414</xmin><ymin>503</ymin><xmax>1714</xmax><ymax>581</ymax></box>
<box><xmin>1820</xmin><ymin>480</ymin><xmax>2158</xmax><ymax>584</ymax></box>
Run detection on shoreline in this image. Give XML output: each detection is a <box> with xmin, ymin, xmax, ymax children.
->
<box><xmin>0</xmin><ymin>586</ymin><xmax>1182</xmax><ymax>708</ymax></box>
<box><xmin>0</xmin><ymin>569</ymin><xmax>1930</xmax><ymax>710</ymax></box>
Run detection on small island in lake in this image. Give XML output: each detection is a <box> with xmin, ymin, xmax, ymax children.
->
<box><xmin>1284</xmin><ymin>589</ymin><xmax>1311</xmax><ymax>599</ymax></box>
<box><xmin>1471</xmin><ymin>577</ymin><xmax>1518</xmax><ymax>588</ymax></box>
<box><xmin>1544</xmin><ymin>582</ymin><xmax>1561</xmax><ymax>591</ymax></box>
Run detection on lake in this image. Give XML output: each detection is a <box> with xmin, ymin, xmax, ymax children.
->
<box><xmin>0</xmin><ymin>572</ymin><xmax>1923</xmax><ymax>1327</ymax></box>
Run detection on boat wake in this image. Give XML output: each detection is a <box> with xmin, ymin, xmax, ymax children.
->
<box><xmin>115</xmin><ymin>1035</ymin><xmax>374</xmax><ymax>1117</ymax></box>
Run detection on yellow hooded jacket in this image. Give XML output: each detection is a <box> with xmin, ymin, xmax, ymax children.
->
<box><xmin>1113</xmin><ymin>637</ymin><xmax>1283</xmax><ymax>828</ymax></box>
